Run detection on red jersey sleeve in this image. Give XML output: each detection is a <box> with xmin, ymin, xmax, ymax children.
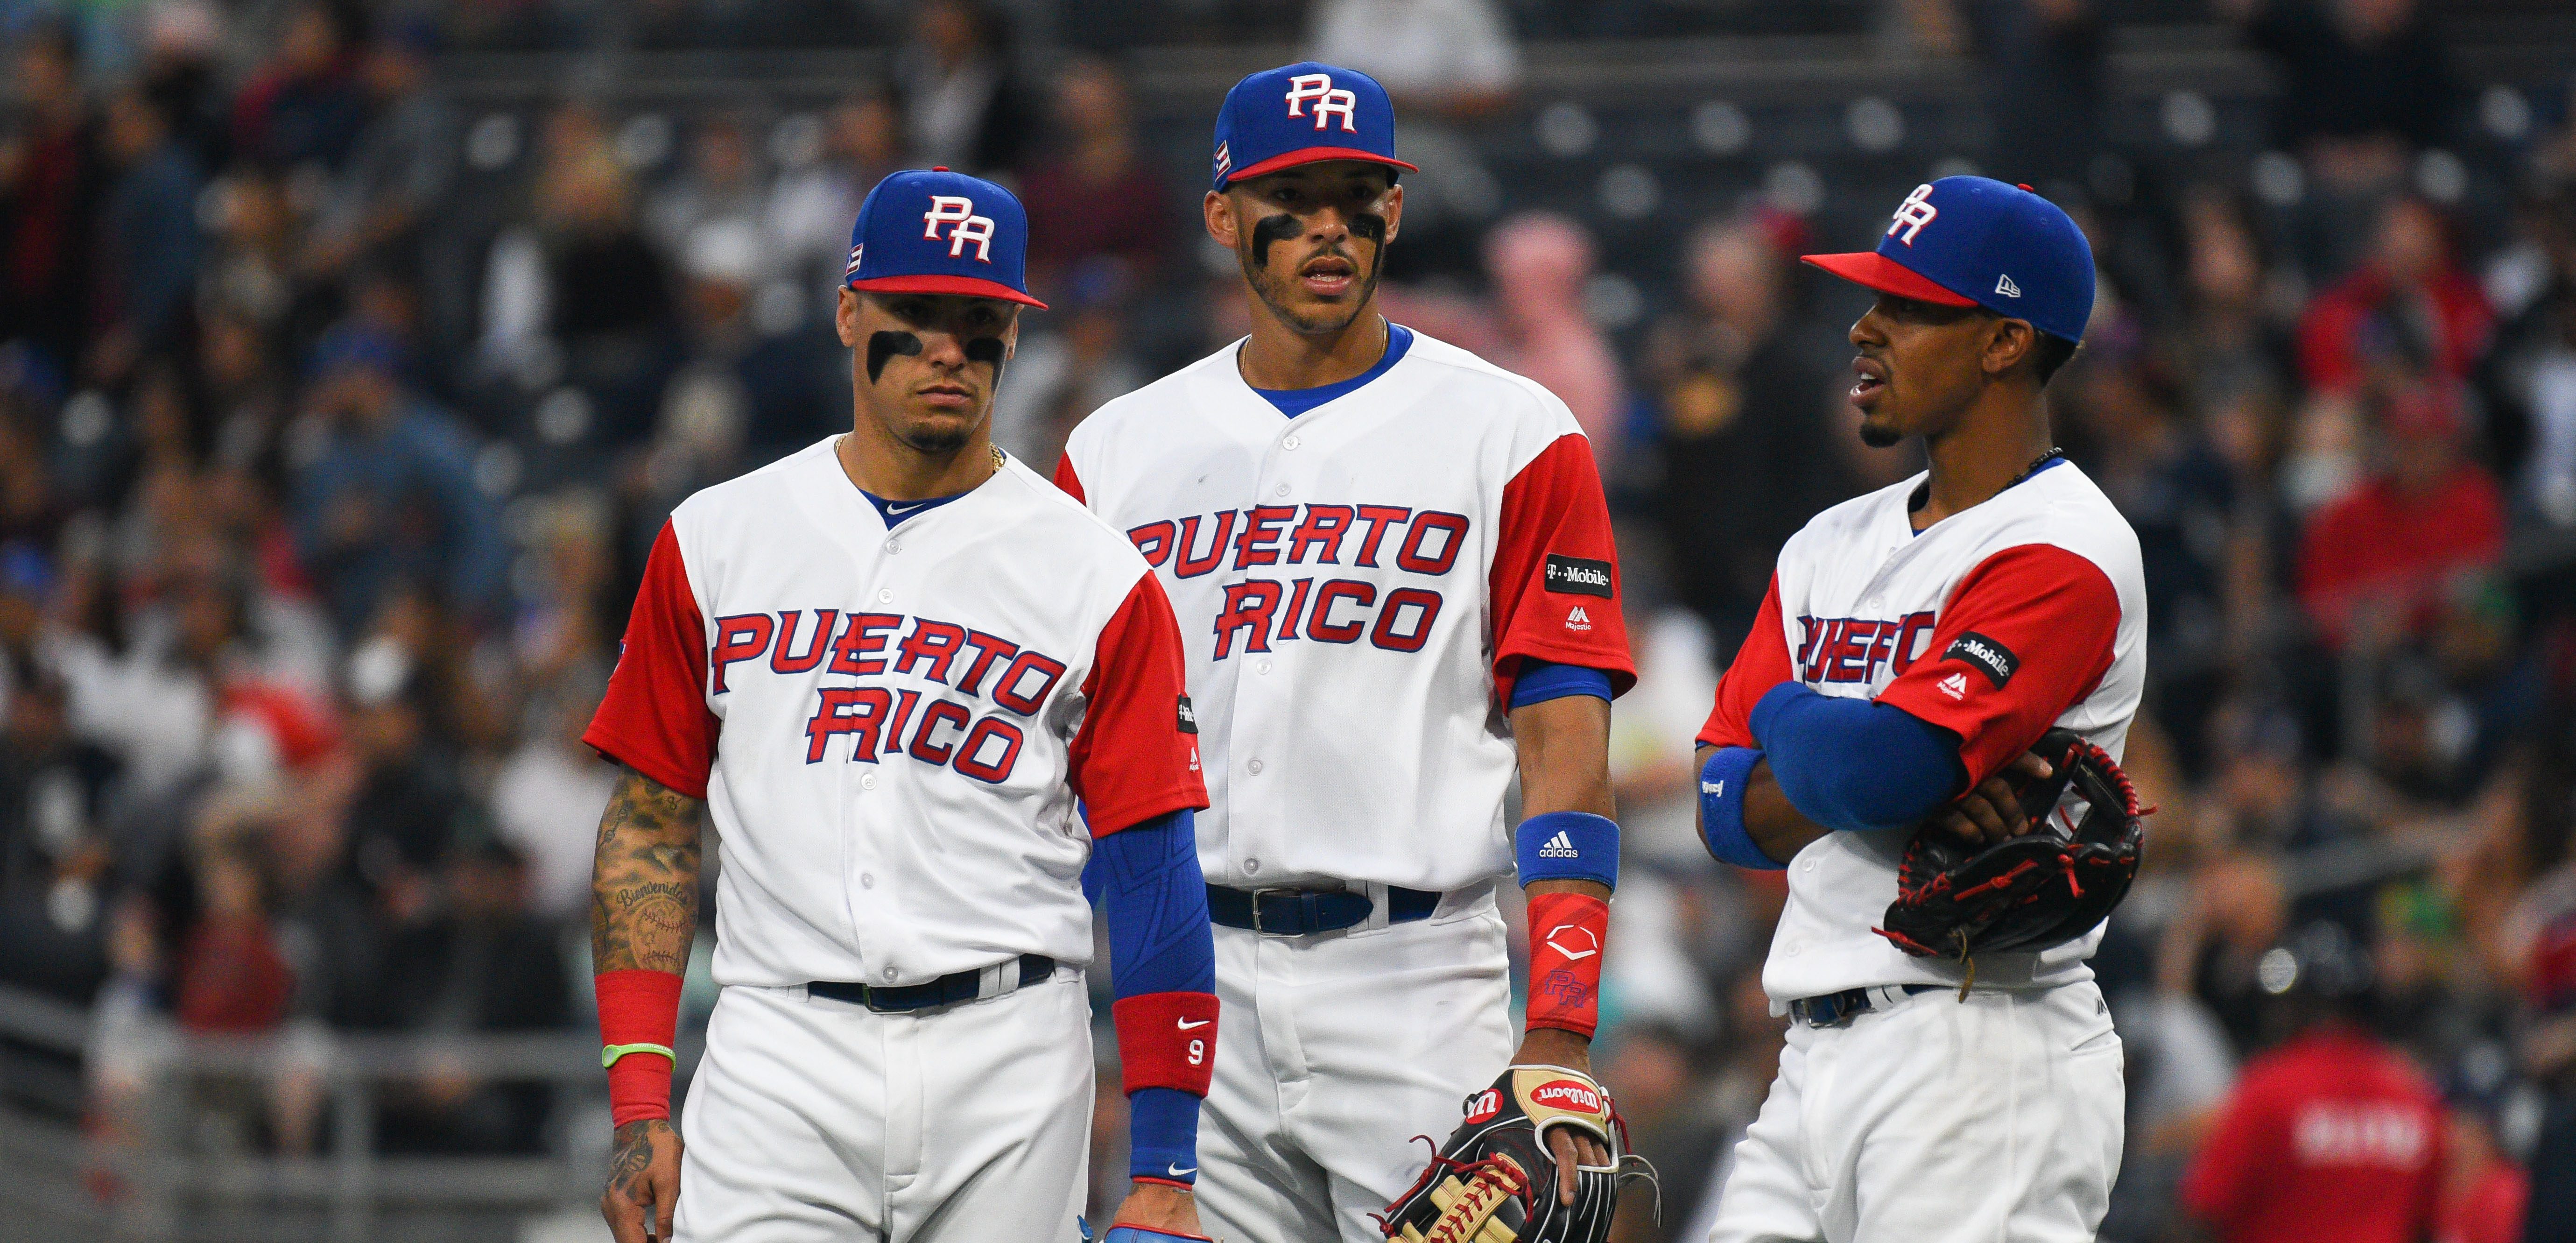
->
<box><xmin>1069</xmin><ymin>572</ymin><xmax>1210</xmax><ymax>835</ymax></box>
<box><xmin>1696</xmin><ymin>573</ymin><xmax>1795</xmax><ymax>749</ymax></box>
<box><xmin>585</xmin><ymin>521</ymin><xmax>721</xmax><ymax>799</ymax></box>
<box><xmin>1874</xmin><ymin>543</ymin><xmax>2120</xmax><ymax>788</ymax></box>
<box><xmin>2178</xmin><ymin>1074</ymin><xmax>2283</xmax><ymax>1230</ymax></box>
<box><xmin>1489</xmin><ymin>433</ymin><xmax>1637</xmax><ymax>704</ymax></box>
<box><xmin>1051</xmin><ymin>453</ymin><xmax>1086</xmax><ymax>502</ymax></box>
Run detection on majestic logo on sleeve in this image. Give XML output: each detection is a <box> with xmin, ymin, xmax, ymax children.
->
<box><xmin>921</xmin><ymin>195</ymin><xmax>996</xmax><ymax>261</ymax></box>
<box><xmin>1942</xmin><ymin>631</ymin><xmax>2019</xmax><ymax>689</ymax></box>
<box><xmin>1543</xmin><ymin>554</ymin><xmax>1613</xmax><ymax>599</ymax></box>
<box><xmin>1887</xmin><ymin>183</ymin><xmax>1938</xmax><ymax>245</ymax></box>
<box><xmin>1283</xmin><ymin>72</ymin><xmax>1358</xmax><ymax>131</ymax></box>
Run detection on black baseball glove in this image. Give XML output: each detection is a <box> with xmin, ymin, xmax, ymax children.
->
<box><xmin>1873</xmin><ymin>728</ymin><xmax>2149</xmax><ymax>983</ymax></box>
<box><xmin>1377</xmin><ymin>1065</ymin><xmax>1654</xmax><ymax>1243</ymax></box>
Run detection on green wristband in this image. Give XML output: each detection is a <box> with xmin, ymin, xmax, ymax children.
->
<box><xmin>602</xmin><ymin>1042</ymin><xmax>676</xmax><ymax>1069</ymax></box>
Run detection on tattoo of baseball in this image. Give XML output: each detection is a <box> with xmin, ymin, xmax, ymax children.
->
<box><xmin>591</xmin><ymin>770</ymin><xmax>704</xmax><ymax>975</ymax></box>
<box><xmin>602</xmin><ymin>1118</ymin><xmax>683</xmax><ymax>1243</ymax></box>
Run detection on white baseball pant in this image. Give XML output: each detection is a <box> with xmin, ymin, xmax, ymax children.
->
<box><xmin>672</xmin><ymin>973</ymin><xmax>1094</xmax><ymax>1242</ymax></box>
<box><xmin>1705</xmin><ymin>979</ymin><xmax>2124</xmax><ymax>1243</ymax></box>
<box><xmin>1193</xmin><ymin>893</ymin><xmax>1517</xmax><ymax>1243</ymax></box>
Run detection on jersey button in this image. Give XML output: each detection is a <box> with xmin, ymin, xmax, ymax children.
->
<box><xmin>883</xmin><ymin>967</ymin><xmax>899</xmax><ymax>981</ymax></box>
<box><xmin>1274</xmin><ymin>484</ymin><xmax>1291</xmax><ymax>498</ymax></box>
<box><xmin>887</xmin><ymin>540</ymin><xmax>902</xmax><ymax>554</ymax></box>
<box><xmin>1785</xmin><ymin>943</ymin><xmax>1802</xmax><ymax>957</ymax></box>
<box><xmin>1256</xmin><ymin>659</ymin><xmax>1272</xmax><ymax>675</ymax></box>
<box><xmin>1802</xmin><ymin>858</ymin><xmax>1816</xmax><ymax>872</ymax></box>
<box><xmin>860</xmin><ymin>774</ymin><xmax>878</xmax><ymax>791</ymax></box>
<box><xmin>1246</xmin><ymin>758</ymin><xmax>1263</xmax><ymax>774</ymax></box>
<box><xmin>861</xmin><ymin>873</ymin><xmax>875</xmax><ymax>889</ymax></box>
<box><xmin>877</xmin><ymin>588</ymin><xmax>894</xmax><ymax>604</ymax></box>
<box><xmin>1281</xmin><ymin>435</ymin><xmax>1301</xmax><ymax>451</ymax></box>
<box><xmin>1243</xmin><ymin>857</ymin><xmax>1262</xmax><ymax>874</ymax></box>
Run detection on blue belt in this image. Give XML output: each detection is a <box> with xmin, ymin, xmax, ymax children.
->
<box><xmin>1788</xmin><ymin>983</ymin><xmax>1944</xmax><ymax>1027</ymax></box>
<box><xmin>809</xmin><ymin>954</ymin><xmax>1055</xmax><ymax>1013</ymax></box>
<box><xmin>1205</xmin><ymin>884</ymin><xmax>1443</xmax><ymax>936</ymax></box>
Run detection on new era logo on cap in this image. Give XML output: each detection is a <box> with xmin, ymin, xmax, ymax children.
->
<box><xmin>845</xmin><ymin>168</ymin><xmax>1045</xmax><ymax>308</ymax></box>
<box><xmin>1211</xmin><ymin>61</ymin><xmax>1417</xmax><ymax>191</ymax></box>
<box><xmin>1801</xmin><ymin>176</ymin><xmax>2094</xmax><ymax>343</ymax></box>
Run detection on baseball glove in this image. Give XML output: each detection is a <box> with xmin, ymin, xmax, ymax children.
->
<box><xmin>1872</xmin><ymin>728</ymin><xmax>2149</xmax><ymax>986</ymax></box>
<box><xmin>1376</xmin><ymin>1065</ymin><xmax>1654</xmax><ymax>1243</ymax></box>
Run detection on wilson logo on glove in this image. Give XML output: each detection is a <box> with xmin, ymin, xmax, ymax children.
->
<box><xmin>1464</xmin><ymin>1088</ymin><xmax>1502</xmax><ymax>1125</ymax></box>
<box><xmin>1529</xmin><ymin>1080</ymin><xmax>1602</xmax><ymax>1113</ymax></box>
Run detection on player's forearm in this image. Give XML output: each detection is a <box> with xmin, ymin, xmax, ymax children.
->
<box><xmin>591</xmin><ymin>768</ymin><xmax>706</xmax><ymax>975</ymax></box>
<box><xmin>1509</xmin><ymin>695</ymin><xmax>1614</xmax><ymax>1046</ymax></box>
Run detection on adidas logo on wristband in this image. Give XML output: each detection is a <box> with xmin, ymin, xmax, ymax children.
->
<box><xmin>1538</xmin><ymin>831</ymin><xmax>1580</xmax><ymax>859</ymax></box>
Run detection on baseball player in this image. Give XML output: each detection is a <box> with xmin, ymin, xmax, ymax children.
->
<box><xmin>1054</xmin><ymin>63</ymin><xmax>1637</xmax><ymax>1242</ymax></box>
<box><xmin>584</xmin><ymin>169</ymin><xmax>1219</xmax><ymax>1243</ymax></box>
<box><xmin>1692</xmin><ymin>177</ymin><xmax>2144</xmax><ymax>1242</ymax></box>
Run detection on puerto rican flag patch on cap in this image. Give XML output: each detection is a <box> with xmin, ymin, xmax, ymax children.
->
<box><xmin>845</xmin><ymin>244</ymin><xmax>864</xmax><ymax>277</ymax></box>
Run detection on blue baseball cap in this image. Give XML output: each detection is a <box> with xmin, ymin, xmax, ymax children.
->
<box><xmin>844</xmin><ymin>168</ymin><xmax>1046</xmax><ymax>308</ymax></box>
<box><xmin>1211</xmin><ymin>62</ymin><xmax>1417</xmax><ymax>192</ymax></box>
<box><xmin>1803</xmin><ymin>176</ymin><xmax>2094</xmax><ymax>343</ymax></box>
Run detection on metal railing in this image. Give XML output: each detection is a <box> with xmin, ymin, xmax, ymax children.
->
<box><xmin>0</xmin><ymin>985</ymin><xmax>697</xmax><ymax>1243</ymax></box>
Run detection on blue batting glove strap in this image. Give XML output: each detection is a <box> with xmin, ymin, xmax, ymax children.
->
<box><xmin>1700</xmin><ymin>746</ymin><xmax>1782</xmax><ymax>869</ymax></box>
<box><xmin>1126</xmin><ymin>1086</ymin><xmax>1201</xmax><ymax>1185</ymax></box>
<box><xmin>1514</xmin><ymin>810</ymin><xmax>1619</xmax><ymax>890</ymax></box>
<box><xmin>1105</xmin><ymin>1229</ymin><xmax>1214</xmax><ymax>1242</ymax></box>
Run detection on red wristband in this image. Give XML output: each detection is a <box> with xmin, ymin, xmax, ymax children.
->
<box><xmin>1524</xmin><ymin>892</ymin><xmax>1608</xmax><ymax>1038</ymax></box>
<box><xmin>1110</xmin><ymin>991</ymin><xmax>1218</xmax><ymax>1096</ymax></box>
<box><xmin>597</xmin><ymin>968</ymin><xmax>684</xmax><ymax>1126</ymax></box>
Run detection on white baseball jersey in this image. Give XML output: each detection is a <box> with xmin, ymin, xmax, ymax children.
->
<box><xmin>1697</xmin><ymin>459</ymin><xmax>2147</xmax><ymax>1005</ymax></box>
<box><xmin>1054</xmin><ymin>328</ymin><xmax>1635</xmax><ymax>892</ymax></box>
<box><xmin>584</xmin><ymin>438</ymin><xmax>1206</xmax><ymax>989</ymax></box>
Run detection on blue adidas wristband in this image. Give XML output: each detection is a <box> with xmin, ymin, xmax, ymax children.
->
<box><xmin>1699</xmin><ymin>746</ymin><xmax>1781</xmax><ymax>869</ymax></box>
<box><xmin>1514</xmin><ymin>811</ymin><xmax>1619</xmax><ymax>890</ymax></box>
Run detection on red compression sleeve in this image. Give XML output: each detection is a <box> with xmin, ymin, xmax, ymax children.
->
<box><xmin>598</xmin><ymin>968</ymin><xmax>684</xmax><ymax>1125</ymax></box>
<box><xmin>1524</xmin><ymin>891</ymin><xmax>1609</xmax><ymax>1038</ymax></box>
<box><xmin>1110</xmin><ymin>992</ymin><xmax>1219</xmax><ymax>1096</ymax></box>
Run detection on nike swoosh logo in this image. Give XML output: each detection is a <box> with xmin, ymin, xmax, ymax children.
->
<box><xmin>1176</xmin><ymin>1018</ymin><xmax>1211</xmax><ymax>1030</ymax></box>
<box><xmin>1167</xmin><ymin>1163</ymin><xmax>1197</xmax><ymax>1178</ymax></box>
<box><xmin>885</xmin><ymin>502</ymin><xmax>925</xmax><ymax>516</ymax></box>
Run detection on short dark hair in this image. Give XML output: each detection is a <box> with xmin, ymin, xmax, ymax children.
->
<box><xmin>2031</xmin><ymin>333</ymin><xmax>2078</xmax><ymax>386</ymax></box>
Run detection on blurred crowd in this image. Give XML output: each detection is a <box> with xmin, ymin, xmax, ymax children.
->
<box><xmin>4</xmin><ymin>0</ymin><xmax>2576</xmax><ymax>1239</ymax></box>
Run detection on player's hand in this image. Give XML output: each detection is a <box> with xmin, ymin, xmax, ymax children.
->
<box><xmin>1511</xmin><ymin>1028</ymin><xmax>1613</xmax><ymax>1206</ymax></box>
<box><xmin>602</xmin><ymin>1118</ymin><xmax>683</xmax><ymax>1243</ymax></box>
<box><xmin>1928</xmin><ymin>751</ymin><xmax>2054</xmax><ymax>846</ymax></box>
<box><xmin>1106</xmin><ymin>1179</ymin><xmax>1205</xmax><ymax>1238</ymax></box>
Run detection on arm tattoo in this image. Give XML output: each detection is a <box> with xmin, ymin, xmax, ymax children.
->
<box><xmin>591</xmin><ymin>769</ymin><xmax>706</xmax><ymax>974</ymax></box>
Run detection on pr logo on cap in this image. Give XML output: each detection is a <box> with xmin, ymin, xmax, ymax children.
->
<box><xmin>1888</xmin><ymin>184</ymin><xmax>1938</xmax><ymax>246</ymax></box>
<box><xmin>1283</xmin><ymin>72</ymin><xmax>1358</xmax><ymax>131</ymax></box>
<box><xmin>922</xmin><ymin>196</ymin><xmax>995</xmax><ymax>261</ymax></box>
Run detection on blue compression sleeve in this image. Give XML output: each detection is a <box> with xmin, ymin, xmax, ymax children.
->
<box><xmin>1748</xmin><ymin>683</ymin><xmax>1966</xmax><ymax>833</ymax></box>
<box><xmin>1510</xmin><ymin>659</ymin><xmax>1615</xmax><ymax>709</ymax></box>
<box><xmin>1126</xmin><ymin>1087</ymin><xmax>1201</xmax><ymax>1185</ymax></box>
<box><xmin>1095</xmin><ymin>809</ymin><xmax>1212</xmax><ymax>1183</ymax></box>
<box><xmin>1095</xmin><ymin>810</ymin><xmax>1215</xmax><ymax>999</ymax></box>
<box><xmin>1698</xmin><ymin>745</ymin><xmax>1781</xmax><ymax>868</ymax></box>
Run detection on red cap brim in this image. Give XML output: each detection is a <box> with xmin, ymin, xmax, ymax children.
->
<box><xmin>846</xmin><ymin>274</ymin><xmax>1048</xmax><ymax>309</ymax></box>
<box><xmin>1225</xmin><ymin>147</ymin><xmax>1420</xmax><ymax>184</ymax></box>
<box><xmin>1799</xmin><ymin>251</ymin><xmax>1977</xmax><ymax>307</ymax></box>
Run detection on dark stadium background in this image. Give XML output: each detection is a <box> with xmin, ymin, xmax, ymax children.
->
<box><xmin>1</xmin><ymin>0</ymin><xmax>2573</xmax><ymax>1239</ymax></box>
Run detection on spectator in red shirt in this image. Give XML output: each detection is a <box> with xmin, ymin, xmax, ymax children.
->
<box><xmin>2181</xmin><ymin>921</ymin><xmax>2446</xmax><ymax>1243</ymax></box>
<box><xmin>1017</xmin><ymin>56</ymin><xmax>1173</xmax><ymax>298</ymax></box>
<box><xmin>2299</xmin><ymin>196</ymin><xmax>2492</xmax><ymax>394</ymax></box>
<box><xmin>2295</xmin><ymin>382</ymin><xmax>2504</xmax><ymax>651</ymax></box>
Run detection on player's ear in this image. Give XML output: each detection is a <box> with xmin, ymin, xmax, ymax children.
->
<box><xmin>835</xmin><ymin>287</ymin><xmax>862</xmax><ymax>348</ymax></box>
<box><xmin>1204</xmin><ymin>189</ymin><xmax>1239</xmax><ymax>251</ymax></box>
<box><xmin>1982</xmin><ymin>315</ymin><xmax>2035</xmax><ymax>381</ymax></box>
<box><xmin>1378</xmin><ymin>180</ymin><xmax>1402</xmax><ymax>244</ymax></box>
